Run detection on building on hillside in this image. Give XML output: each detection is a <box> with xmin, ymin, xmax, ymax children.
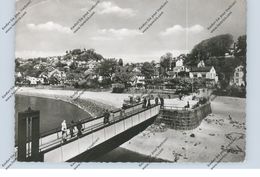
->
<box><xmin>15</xmin><ymin>72</ymin><xmax>22</xmax><ymax>78</ymax></box>
<box><xmin>26</xmin><ymin>76</ymin><xmax>44</xmax><ymax>85</ymax></box>
<box><xmin>230</xmin><ymin>65</ymin><xmax>245</xmax><ymax>86</ymax></box>
<box><xmin>133</xmin><ymin>72</ymin><xmax>145</xmax><ymax>87</ymax></box>
<box><xmin>152</xmin><ymin>70</ymin><xmax>160</xmax><ymax>79</ymax></box>
<box><xmin>175</xmin><ymin>58</ymin><xmax>184</xmax><ymax>67</ymax></box>
<box><xmin>189</xmin><ymin>66</ymin><xmax>218</xmax><ymax>83</ymax></box>
<box><xmin>88</xmin><ymin>60</ymin><xmax>98</xmax><ymax>71</ymax></box>
<box><xmin>48</xmin><ymin>69</ymin><xmax>66</xmax><ymax>81</ymax></box>
<box><xmin>197</xmin><ymin>60</ymin><xmax>205</xmax><ymax>67</ymax></box>
<box><xmin>167</xmin><ymin>65</ymin><xmax>190</xmax><ymax>78</ymax></box>
<box><xmin>76</xmin><ymin>61</ymin><xmax>88</xmax><ymax>68</ymax></box>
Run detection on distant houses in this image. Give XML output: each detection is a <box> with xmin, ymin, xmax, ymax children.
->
<box><xmin>26</xmin><ymin>76</ymin><xmax>44</xmax><ymax>85</ymax></box>
<box><xmin>15</xmin><ymin>47</ymin><xmax>245</xmax><ymax>91</ymax></box>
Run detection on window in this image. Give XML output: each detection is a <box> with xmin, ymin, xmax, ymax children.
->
<box><xmin>194</xmin><ymin>74</ymin><xmax>197</xmax><ymax>78</ymax></box>
<box><xmin>202</xmin><ymin>74</ymin><xmax>206</xmax><ymax>78</ymax></box>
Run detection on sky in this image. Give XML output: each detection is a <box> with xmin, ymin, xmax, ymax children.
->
<box><xmin>15</xmin><ymin>0</ymin><xmax>246</xmax><ymax>62</ymax></box>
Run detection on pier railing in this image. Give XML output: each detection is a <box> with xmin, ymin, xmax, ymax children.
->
<box><xmin>41</xmin><ymin>104</ymin><xmax>160</xmax><ymax>162</ymax></box>
<box><xmin>37</xmin><ymin>103</ymin><xmax>144</xmax><ymax>151</ymax></box>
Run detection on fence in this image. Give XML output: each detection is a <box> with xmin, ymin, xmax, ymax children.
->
<box><xmin>42</xmin><ymin>105</ymin><xmax>160</xmax><ymax>162</ymax></box>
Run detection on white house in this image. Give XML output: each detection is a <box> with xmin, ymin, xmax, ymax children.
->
<box><xmin>175</xmin><ymin>58</ymin><xmax>184</xmax><ymax>67</ymax></box>
<box><xmin>15</xmin><ymin>72</ymin><xmax>22</xmax><ymax>78</ymax></box>
<box><xmin>26</xmin><ymin>76</ymin><xmax>44</xmax><ymax>85</ymax></box>
<box><xmin>134</xmin><ymin>72</ymin><xmax>145</xmax><ymax>86</ymax></box>
<box><xmin>189</xmin><ymin>66</ymin><xmax>218</xmax><ymax>83</ymax></box>
<box><xmin>231</xmin><ymin>65</ymin><xmax>245</xmax><ymax>86</ymax></box>
<box><xmin>197</xmin><ymin>60</ymin><xmax>205</xmax><ymax>67</ymax></box>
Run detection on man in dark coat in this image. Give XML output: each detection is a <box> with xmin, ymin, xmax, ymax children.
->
<box><xmin>155</xmin><ymin>97</ymin><xmax>159</xmax><ymax>105</ymax></box>
<box><xmin>160</xmin><ymin>97</ymin><xmax>164</xmax><ymax>108</ymax></box>
<box><xmin>70</xmin><ymin>121</ymin><xmax>75</xmax><ymax>138</ymax></box>
<box><xmin>76</xmin><ymin>120</ymin><xmax>83</xmax><ymax>137</ymax></box>
<box><xmin>143</xmin><ymin>97</ymin><xmax>147</xmax><ymax>108</ymax></box>
<box><xmin>147</xmin><ymin>98</ymin><xmax>151</xmax><ymax>107</ymax></box>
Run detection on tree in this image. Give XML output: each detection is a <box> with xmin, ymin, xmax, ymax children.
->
<box><xmin>96</xmin><ymin>59</ymin><xmax>117</xmax><ymax>78</ymax></box>
<box><xmin>113</xmin><ymin>69</ymin><xmax>133</xmax><ymax>87</ymax></box>
<box><xmin>187</xmin><ymin>34</ymin><xmax>234</xmax><ymax>66</ymax></box>
<box><xmin>56</xmin><ymin>61</ymin><xmax>67</xmax><ymax>68</ymax></box>
<box><xmin>69</xmin><ymin>62</ymin><xmax>77</xmax><ymax>70</ymax></box>
<box><xmin>160</xmin><ymin>52</ymin><xmax>172</xmax><ymax>72</ymax></box>
<box><xmin>15</xmin><ymin>59</ymin><xmax>20</xmax><ymax>72</ymax></box>
<box><xmin>141</xmin><ymin>62</ymin><xmax>155</xmax><ymax>79</ymax></box>
<box><xmin>49</xmin><ymin>76</ymin><xmax>60</xmax><ymax>85</ymax></box>
<box><xmin>118</xmin><ymin>59</ymin><xmax>123</xmax><ymax>66</ymax></box>
<box><xmin>234</xmin><ymin>35</ymin><xmax>246</xmax><ymax>57</ymax></box>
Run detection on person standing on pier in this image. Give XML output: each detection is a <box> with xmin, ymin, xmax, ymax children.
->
<box><xmin>160</xmin><ymin>97</ymin><xmax>164</xmax><ymax>108</ymax></box>
<box><xmin>184</xmin><ymin>101</ymin><xmax>190</xmax><ymax>109</ymax></box>
<box><xmin>61</xmin><ymin>120</ymin><xmax>67</xmax><ymax>142</ymax></box>
<box><xmin>103</xmin><ymin>109</ymin><xmax>110</xmax><ymax>124</ymax></box>
<box><xmin>147</xmin><ymin>97</ymin><xmax>151</xmax><ymax>108</ymax></box>
<box><xmin>69</xmin><ymin>121</ymin><xmax>75</xmax><ymax>138</ymax></box>
<box><xmin>143</xmin><ymin>97</ymin><xmax>147</xmax><ymax>108</ymax></box>
<box><xmin>155</xmin><ymin>97</ymin><xmax>159</xmax><ymax>105</ymax></box>
<box><xmin>76</xmin><ymin>120</ymin><xmax>82</xmax><ymax>137</ymax></box>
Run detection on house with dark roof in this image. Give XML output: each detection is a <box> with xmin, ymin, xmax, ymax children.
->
<box><xmin>189</xmin><ymin>61</ymin><xmax>218</xmax><ymax>83</ymax></box>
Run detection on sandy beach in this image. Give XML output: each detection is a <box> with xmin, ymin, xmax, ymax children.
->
<box><xmin>118</xmin><ymin>96</ymin><xmax>246</xmax><ymax>163</ymax></box>
<box><xmin>16</xmin><ymin>87</ymin><xmax>246</xmax><ymax>163</ymax></box>
<box><xmin>16</xmin><ymin>87</ymin><xmax>136</xmax><ymax>108</ymax></box>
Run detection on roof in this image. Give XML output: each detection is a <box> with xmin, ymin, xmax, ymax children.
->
<box><xmin>190</xmin><ymin>66</ymin><xmax>212</xmax><ymax>72</ymax></box>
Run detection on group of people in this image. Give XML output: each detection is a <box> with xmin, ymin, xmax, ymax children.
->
<box><xmin>61</xmin><ymin>119</ymin><xmax>83</xmax><ymax>142</ymax></box>
<box><xmin>142</xmin><ymin>95</ymin><xmax>164</xmax><ymax>108</ymax></box>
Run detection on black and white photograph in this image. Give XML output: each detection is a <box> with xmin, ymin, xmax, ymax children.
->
<box><xmin>12</xmin><ymin>0</ymin><xmax>246</xmax><ymax>164</ymax></box>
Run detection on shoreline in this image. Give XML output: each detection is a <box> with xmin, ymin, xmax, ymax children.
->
<box><xmin>16</xmin><ymin>87</ymin><xmax>137</xmax><ymax>108</ymax></box>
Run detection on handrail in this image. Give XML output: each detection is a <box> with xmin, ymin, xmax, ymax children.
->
<box><xmin>40</xmin><ymin>102</ymin><xmax>143</xmax><ymax>138</ymax></box>
<box><xmin>39</xmin><ymin>104</ymin><xmax>159</xmax><ymax>153</ymax></box>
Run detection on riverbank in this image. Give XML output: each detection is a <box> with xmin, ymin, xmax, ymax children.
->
<box><xmin>16</xmin><ymin>87</ymin><xmax>138</xmax><ymax>118</ymax></box>
<box><xmin>16</xmin><ymin>87</ymin><xmax>136</xmax><ymax>108</ymax></box>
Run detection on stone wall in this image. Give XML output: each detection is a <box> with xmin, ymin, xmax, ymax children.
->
<box><xmin>157</xmin><ymin>102</ymin><xmax>212</xmax><ymax>130</ymax></box>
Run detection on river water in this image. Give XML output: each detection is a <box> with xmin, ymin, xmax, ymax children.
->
<box><xmin>15</xmin><ymin>95</ymin><xmax>92</xmax><ymax>141</ymax></box>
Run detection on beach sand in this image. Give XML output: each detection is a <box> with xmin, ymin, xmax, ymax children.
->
<box><xmin>119</xmin><ymin>96</ymin><xmax>246</xmax><ymax>163</ymax></box>
<box><xmin>16</xmin><ymin>87</ymin><xmax>136</xmax><ymax>108</ymax></box>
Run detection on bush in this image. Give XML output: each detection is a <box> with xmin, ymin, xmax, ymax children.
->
<box><xmin>213</xmin><ymin>85</ymin><xmax>246</xmax><ymax>98</ymax></box>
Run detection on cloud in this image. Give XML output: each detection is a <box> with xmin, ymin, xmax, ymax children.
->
<box><xmin>81</xmin><ymin>1</ymin><xmax>135</xmax><ymax>17</ymax></box>
<box><xmin>160</xmin><ymin>24</ymin><xmax>204</xmax><ymax>36</ymax></box>
<box><xmin>98</xmin><ymin>1</ymin><xmax>135</xmax><ymax>16</ymax></box>
<box><xmin>27</xmin><ymin>21</ymin><xmax>72</xmax><ymax>34</ymax></box>
<box><xmin>92</xmin><ymin>28</ymin><xmax>142</xmax><ymax>40</ymax></box>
